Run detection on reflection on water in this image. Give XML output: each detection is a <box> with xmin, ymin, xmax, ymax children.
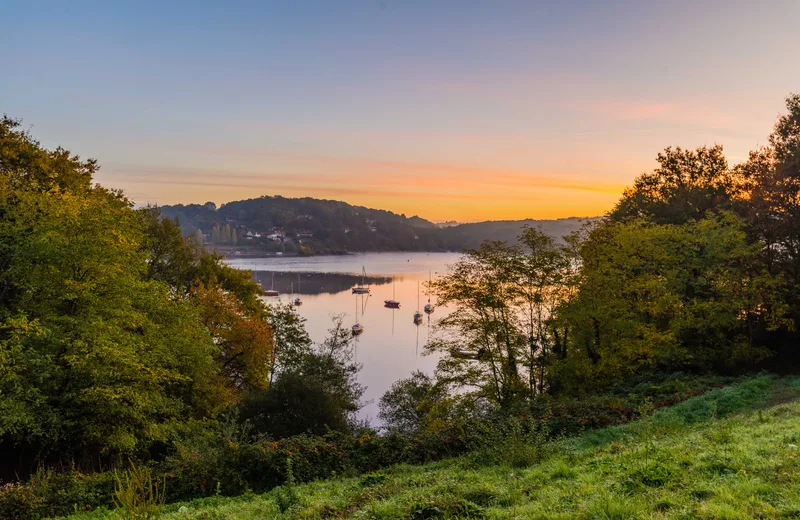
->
<box><xmin>226</xmin><ymin>252</ymin><xmax>462</xmax><ymax>425</ymax></box>
<box><xmin>252</xmin><ymin>271</ymin><xmax>392</xmax><ymax>296</ymax></box>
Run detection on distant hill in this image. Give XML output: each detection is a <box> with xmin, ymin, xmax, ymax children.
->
<box><xmin>159</xmin><ymin>195</ymin><xmax>597</xmax><ymax>255</ymax></box>
<box><xmin>441</xmin><ymin>217</ymin><xmax>598</xmax><ymax>249</ymax></box>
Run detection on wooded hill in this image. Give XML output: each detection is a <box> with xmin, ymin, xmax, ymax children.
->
<box><xmin>159</xmin><ymin>195</ymin><xmax>592</xmax><ymax>254</ymax></box>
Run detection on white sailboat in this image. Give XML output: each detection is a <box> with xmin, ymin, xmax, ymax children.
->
<box><xmin>264</xmin><ymin>272</ymin><xmax>279</xmax><ymax>297</ymax></box>
<box><xmin>352</xmin><ymin>294</ymin><xmax>364</xmax><ymax>336</ymax></box>
<box><xmin>352</xmin><ymin>266</ymin><xmax>370</xmax><ymax>294</ymax></box>
<box><xmin>413</xmin><ymin>281</ymin><xmax>423</xmax><ymax>324</ymax></box>
<box><xmin>424</xmin><ymin>270</ymin><xmax>434</xmax><ymax>314</ymax></box>
<box><xmin>294</xmin><ymin>274</ymin><xmax>303</xmax><ymax>306</ymax></box>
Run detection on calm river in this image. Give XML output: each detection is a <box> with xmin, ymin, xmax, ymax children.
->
<box><xmin>225</xmin><ymin>252</ymin><xmax>463</xmax><ymax>425</ymax></box>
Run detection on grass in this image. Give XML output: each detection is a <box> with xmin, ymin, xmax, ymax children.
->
<box><xmin>63</xmin><ymin>374</ymin><xmax>800</xmax><ymax>519</ymax></box>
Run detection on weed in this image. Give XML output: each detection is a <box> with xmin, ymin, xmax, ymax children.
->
<box><xmin>112</xmin><ymin>465</ymin><xmax>166</xmax><ymax>520</ymax></box>
<box><xmin>272</xmin><ymin>456</ymin><xmax>299</xmax><ymax>513</ymax></box>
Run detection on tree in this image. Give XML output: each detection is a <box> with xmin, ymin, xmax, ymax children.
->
<box><xmin>239</xmin><ymin>315</ymin><xmax>363</xmax><ymax>438</ymax></box>
<box><xmin>610</xmin><ymin>145</ymin><xmax>737</xmax><ymax>224</ymax></box>
<box><xmin>0</xmin><ymin>173</ymin><xmax>221</xmax><ymax>461</ymax></box>
<box><xmin>0</xmin><ymin>116</ymin><xmax>273</xmax><ymax>471</ymax></box>
<box><xmin>379</xmin><ymin>371</ymin><xmax>448</xmax><ymax>435</ymax></box>
<box><xmin>191</xmin><ymin>285</ymin><xmax>274</xmax><ymax>396</ymax></box>
<box><xmin>426</xmin><ymin>241</ymin><xmax>526</xmax><ymax>408</ymax></box>
<box><xmin>264</xmin><ymin>303</ymin><xmax>313</xmax><ymax>383</ymax></box>
<box><xmin>192</xmin><ymin>228</ymin><xmax>204</xmax><ymax>246</ymax></box>
<box><xmin>556</xmin><ymin>213</ymin><xmax>789</xmax><ymax>391</ymax></box>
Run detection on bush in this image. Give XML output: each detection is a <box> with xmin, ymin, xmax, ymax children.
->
<box><xmin>0</xmin><ymin>469</ymin><xmax>115</xmax><ymax>520</ymax></box>
<box><xmin>113</xmin><ymin>465</ymin><xmax>166</xmax><ymax>520</ymax></box>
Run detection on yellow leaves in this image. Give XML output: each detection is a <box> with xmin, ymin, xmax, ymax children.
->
<box><xmin>191</xmin><ymin>284</ymin><xmax>275</xmax><ymax>393</ymax></box>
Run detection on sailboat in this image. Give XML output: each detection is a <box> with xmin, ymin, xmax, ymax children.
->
<box><xmin>424</xmin><ymin>270</ymin><xmax>434</xmax><ymax>314</ymax></box>
<box><xmin>352</xmin><ymin>266</ymin><xmax>370</xmax><ymax>294</ymax></box>
<box><xmin>264</xmin><ymin>272</ymin><xmax>279</xmax><ymax>297</ymax></box>
<box><xmin>293</xmin><ymin>274</ymin><xmax>303</xmax><ymax>306</ymax></box>
<box><xmin>352</xmin><ymin>294</ymin><xmax>364</xmax><ymax>336</ymax></box>
<box><xmin>413</xmin><ymin>281</ymin><xmax>423</xmax><ymax>324</ymax></box>
<box><xmin>384</xmin><ymin>278</ymin><xmax>400</xmax><ymax>308</ymax></box>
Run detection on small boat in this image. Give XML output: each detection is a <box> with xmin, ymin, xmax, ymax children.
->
<box><xmin>290</xmin><ymin>280</ymin><xmax>303</xmax><ymax>306</ymax></box>
<box><xmin>264</xmin><ymin>272</ymin><xmax>279</xmax><ymax>297</ymax></box>
<box><xmin>413</xmin><ymin>281</ymin><xmax>423</xmax><ymax>324</ymax></box>
<box><xmin>424</xmin><ymin>270</ymin><xmax>434</xmax><ymax>314</ymax></box>
<box><xmin>384</xmin><ymin>279</ymin><xmax>400</xmax><ymax>308</ymax></box>
<box><xmin>352</xmin><ymin>295</ymin><xmax>364</xmax><ymax>336</ymax></box>
<box><xmin>352</xmin><ymin>266</ymin><xmax>370</xmax><ymax>294</ymax></box>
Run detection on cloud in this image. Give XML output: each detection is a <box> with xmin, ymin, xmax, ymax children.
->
<box><xmin>566</xmin><ymin>98</ymin><xmax>755</xmax><ymax>130</ymax></box>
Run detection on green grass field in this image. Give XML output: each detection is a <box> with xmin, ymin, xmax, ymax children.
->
<box><xmin>65</xmin><ymin>375</ymin><xmax>800</xmax><ymax>519</ymax></box>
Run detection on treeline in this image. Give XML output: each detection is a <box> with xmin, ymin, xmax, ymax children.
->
<box><xmin>0</xmin><ymin>116</ymin><xmax>373</xmax><ymax>518</ymax></box>
<box><xmin>366</xmin><ymin>94</ymin><xmax>800</xmax><ymax>464</ymax></box>
<box><xmin>0</xmin><ymin>117</ymin><xmax>363</xmax><ymax>479</ymax></box>
<box><xmin>0</xmin><ymin>116</ymin><xmax>279</xmax><ymax>472</ymax></box>
<box><xmin>412</xmin><ymin>94</ymin><xmax>800</xmax><ymax>418</ymax></box>
<box><xmin>160</xmin><ymin>197</ymin><xmax>588</xmax><ymax>254</ymax></box>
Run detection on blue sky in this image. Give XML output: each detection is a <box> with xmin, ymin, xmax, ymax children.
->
<box><xmin>2</xmin><ymin>1</ymin><xmax>799</xmax><ymax>220</ymax></box>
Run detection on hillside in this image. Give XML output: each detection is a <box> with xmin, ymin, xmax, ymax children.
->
<box><xmin>64</xmin><ymin>375</ymin><xmax>800</xmax><ymax>519</ymax></box>
<box><xmin>159</xmin><ymin>196</ymin><xmax>594</xmax><ymax>255</ymax></box>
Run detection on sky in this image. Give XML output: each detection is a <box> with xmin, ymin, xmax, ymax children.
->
<box><xmin>2</xmin><ymin>1</ymin><xmax>799</xmax><ymax>222</ymax></box>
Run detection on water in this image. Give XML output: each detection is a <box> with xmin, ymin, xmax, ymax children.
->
<box><xmin>225</xmin><ymin>252</ymin><xmax>463</xmax><ymax>425</ymax></box>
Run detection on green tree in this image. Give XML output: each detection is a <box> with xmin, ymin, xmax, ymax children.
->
<box><xmin>379</xmin><ymin>371</ymin><xmax>448</xmax><ymax>435</ymax></box>
<box><xmin>192</xmin><ymin>228</ymin><xmax>204</xmax><ymax>246</ymax></box>
<box><xmin>224</xmin><ymin>223</ymin><xmax>233</xmax><ymax>244</ymax></box>
<box><xmin>0</xmin><ymin>116</ymin><xmax>272</xmax><ymax>468</ymax></box>
<box><xmin>557</xmin><ymin>213</ymin><xmax>788</xmax><ymax>391</ymax></box>
<box><xmin>239</xmin><ymin>315</ymin><xmax>363</xmax><ymax>437</ymax></box>
<box><xmin>426</xmin><ymin>241</ymin><xmax>528</xmax><ymax>408</ymax></box>
<box><xmin>610</xmin><ymin>145</ymin><xmax>738</xmax><ymax>224</ymax></box>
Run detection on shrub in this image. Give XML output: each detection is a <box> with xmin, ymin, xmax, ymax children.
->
<box><xmin>0</xmin><ymin>469</ymin><xmax>115</xmax><ymax>520</ymax></box>
<box><xmin>113</xmin><ymin>465</ymin><xmax>166</xmax><ymax>520</ymax></box>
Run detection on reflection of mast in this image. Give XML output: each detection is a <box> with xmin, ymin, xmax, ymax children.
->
<box><xmin>415</xmin><ymin>315</ymin><xmax>420</xmax><ymax>357</ymax></box>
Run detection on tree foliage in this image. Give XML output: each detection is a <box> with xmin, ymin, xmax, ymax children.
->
<box><xmin>0</xmin><ymin>116</ymin><xmax>274</xmax><ymax>468</ymax></box>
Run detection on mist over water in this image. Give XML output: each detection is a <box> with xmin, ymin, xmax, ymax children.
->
<box><xmin>225</xmin><ymin>252</ymin><xmax>462</xmax><ymax>425</ymax></box>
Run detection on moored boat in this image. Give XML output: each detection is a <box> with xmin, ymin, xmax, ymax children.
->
<box><xmin>264</xmin><ymin>272</ymin><xmax>279</xmax><ymax>297</ymax></box>
<box><xmin>384</xmin><ymin>278</ymin><xmax>400</xmax><ymax>308</ymax></box>
<box><xmin>352</xmin><ymin>266</ymin><xmax>370</xmax><ymax>294</ymax></box>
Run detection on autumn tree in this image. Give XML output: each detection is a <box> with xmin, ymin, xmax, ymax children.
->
<box><xmin>610</xmin><ymin>144</ymin><xmax>738</xmax><ymax>224</ymax></box>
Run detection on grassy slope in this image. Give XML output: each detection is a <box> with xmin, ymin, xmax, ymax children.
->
<box><xmin>67</xmin><ymin>375</ymin><xmax>800</xmax><ymax>519</ymax></box>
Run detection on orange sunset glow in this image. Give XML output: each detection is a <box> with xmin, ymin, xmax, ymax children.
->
<box><xmin>6</xmin><ymin>1</ymin><xmax>799</xmax><ymax>221</ymax></box>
